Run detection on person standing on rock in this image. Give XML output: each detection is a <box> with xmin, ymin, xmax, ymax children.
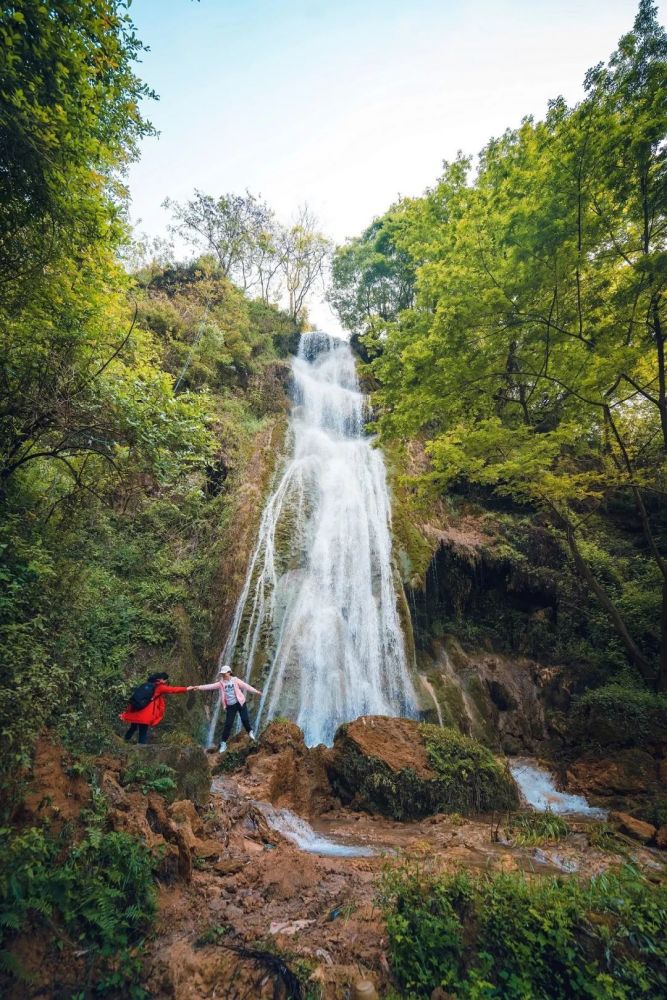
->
<box><xmin>120</xmin><ymin>672</ymin><xmax>191</xmax><ymax>744</ymax></box>
<box><xmin>192</xmin><ymin>665</ymin><xmax>263</xmax><ymax>753</ymax></box>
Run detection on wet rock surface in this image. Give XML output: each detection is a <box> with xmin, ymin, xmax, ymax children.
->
<box><xmin>327</xmin><ymin>715</ymin><xmax>518</xmax><ymax>819</ymax></box>
<box><xmin>140</xmin><ymin>726</ymin><xmax>666</xmax><ymax>999</ymax></box>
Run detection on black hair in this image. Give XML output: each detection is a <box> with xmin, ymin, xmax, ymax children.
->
<box><xmin>147</xmin><ymin>671</ymin><xmax>169</xmax><ymax>682</ymax></box>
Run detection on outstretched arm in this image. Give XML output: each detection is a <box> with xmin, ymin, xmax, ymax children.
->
<box><xmin>160</xmin><ymin>685</ymin><xmax>189</xmax><ymax>694</ymax></box>
<box><xmin>237</xmin><ymin>680</ymin><xmax>263</xmax><ymax>696</ymax></box>
<box><xmin>192</xmin><ymin>682</ymin><xmax>221</xmax><ymax>691</ymax></box>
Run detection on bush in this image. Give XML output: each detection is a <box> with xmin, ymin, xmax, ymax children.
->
<box><xmin>0</xmin><ymin>825</ymin><xmax>157</xmax><ymax>995</ymax></box>
<box><xmin>570</xmin><ymin>684</ymin><xmax>667</xmax><ymax>749</ymax></box>
<box><xmin>379</xmin><ymin>864</ymin><xmax>667</xmax><ymax>999</ymax></box>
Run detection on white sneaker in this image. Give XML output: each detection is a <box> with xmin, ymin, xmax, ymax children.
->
<box><xmin>249</xmin><ymin>730</ymin><xmax>256</xmax><ymax>742</ymax></box>
<box><xmin>218</xmin><ymin>741</ymin><xmax>227</xmax><ymax>753</ymax></box>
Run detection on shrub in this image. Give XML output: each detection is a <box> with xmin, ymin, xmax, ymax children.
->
<box><xmin>570</xmin><ymin>684</ymin><xmax>667</xmax><ymax>749</ymax></box>
<box><xmin>0</xmin><ymin>825</ymin><xmax>157</xmax><ymax>995</ymax></box>
<box><xmin>378</xmin><ymin>864</ymin><xmax>667</xmax><ymax>999</ymax></box>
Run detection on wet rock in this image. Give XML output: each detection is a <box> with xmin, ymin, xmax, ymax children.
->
<box><xmin>487</xmin><ymin>679</ymin><xmax>518</xmax><ymax>712</ymax></box>
<box><xmin>610</xmin><ymin>811</ymin><xmax>657</xmax><ymax>844</ymax></box>
<box><xmin>237</xmin><ymin>720</ymin><xmax>335</xmax><ymax>818</ymax></box>
<box><xmin>656</xmin><ymin>825</ymin><xmax>667</xmax><ymax>850</ymax></box>
<box><xmin>328</xmin><ymin>716</ymin><xmax>518</xmax><ymax>820</ymax></box>
<box><xmin>566</xmin><ymin>750</ymin><xmax>658</xmax><ymax>797</ymax></box>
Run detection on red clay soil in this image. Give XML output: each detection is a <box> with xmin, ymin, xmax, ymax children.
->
<box><xmin>339</xmin><ymin>716</ymin><xmax>434</xmax><ymax>778</ymax></box>
<box><xmin>17</xmin><ymin>735</ymin><xmax>90</xmax><ymax>830</ymax></box>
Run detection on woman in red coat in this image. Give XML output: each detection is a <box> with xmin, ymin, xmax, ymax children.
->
<box><xmin>120</xmin><ymin>672</ymin><xmax>190</xmax><ymax>744</ymax></box>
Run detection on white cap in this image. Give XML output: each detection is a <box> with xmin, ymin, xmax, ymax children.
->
<box><xmin>218</xmin><ymin>665</ymin><xmax>232</xmax><ymax>675</ymax></box>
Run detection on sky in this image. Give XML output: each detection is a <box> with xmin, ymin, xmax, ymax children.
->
<box><xmin>127</xmin><ymin>0</ymin><xmax>666</xmax><ymax>332</ymax></box>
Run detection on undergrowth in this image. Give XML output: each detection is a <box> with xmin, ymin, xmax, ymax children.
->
<box><xmin>507</xmin><ymin>810</ymin><xmax>569</xmax><ymax>847</ymax></box>
<box><xmin>378</xmin><ymin>862</ymin><xmax>667</xmax><ymax>999</ymax></box>
<box><xmin>0</xmin><ymin>820</ymin><xmax>156</xmax><ymax>996</ymax></box>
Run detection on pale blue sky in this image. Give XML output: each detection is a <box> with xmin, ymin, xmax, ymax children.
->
<box><xmin>127</xmin><ymin>0</ymin><xmax>666</xmax><ymax>330</ymax></box>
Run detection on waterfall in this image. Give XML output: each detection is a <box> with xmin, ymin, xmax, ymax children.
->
<box><xmin>208</xmin><ymin>332</ymin><xmax>417</xmax><ymax>747</ymax></box>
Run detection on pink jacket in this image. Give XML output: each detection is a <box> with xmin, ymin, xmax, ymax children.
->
<box><xmin>196</xmin><ymin>677</ymin><xmax>262</xmax><ymax>708</ymax></box>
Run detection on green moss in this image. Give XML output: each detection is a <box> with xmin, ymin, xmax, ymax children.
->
<box><xmin>329</xmin><ymin>720</ymin><xmax>518</xmax><ymax>820</ymax></box>
<box><xmin>420</xmin><ymin>724</ymin><xmax>518</xmax><ymax>814</ymax></box>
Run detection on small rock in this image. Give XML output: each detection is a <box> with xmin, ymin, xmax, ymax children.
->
<box><xmin>610</xmin><ymin>811</ymin><xmax>657</xmax><ymax>844</ymax></box>
<box><xmin>212</xmin><ymin>858</ymin><xmax>245</xmax><ymax>875</ymax></box>
<box><xmin>269</xmin><ymin>918</ymin><xmax>314</xmax><ymax>936</ymax></box>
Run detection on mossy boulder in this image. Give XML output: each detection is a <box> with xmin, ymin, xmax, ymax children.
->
<box><xmin>328</xmin><ymin>716</ymin><xmax>518</xmax><ymax>820</ymax></box>
<box><xmin>139</xmin><ymin>744</ymin><xmax>211</xmax><ymax>806</ymax></box>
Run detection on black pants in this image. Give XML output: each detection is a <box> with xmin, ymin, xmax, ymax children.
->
<box><xmin>124</xmin><ymin>723</ymin><xmax>149</xmax><ymax>744</ymax></box>
<box><xmin>221</xmin><ymin>702</ymin><xmax>252</xmax><ymax>741</ymax></box>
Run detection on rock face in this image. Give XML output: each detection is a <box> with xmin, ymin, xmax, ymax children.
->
<box><xmin>415</xmin><ymin>637</ymin><xmax>567</xmax><ymax>755</ymax></box>
<box><xmin>139</xmin><ymin>744</ymin><xmax>212</xmax><ymax>806</ymax></box>
<box><xmin>245</xmin><ymin>720</ymin><xmax>335</xmax><ymax>817</ymax></box>
<box><xmin>328</xmin><ymin>716</ymin><xmax>519</xmax><ymax>820</ymax></box>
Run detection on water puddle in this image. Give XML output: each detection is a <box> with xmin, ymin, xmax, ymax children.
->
<box><xmin>509</xmin><ymin>757</ymin><xmax>607</xmax><ymax>818</ymax></box>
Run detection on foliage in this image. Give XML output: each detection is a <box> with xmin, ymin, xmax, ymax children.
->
<box><xmin>120</xmin><ymin>760</ymin><xmax>177</xmax><ymax>797</ymax></box>
<box><xmin>332</xmin><ymin>1</ymin><xmax>667</xmax><ymax>690</ymax></box>
<box><xmin>378</xmin><ymin>863</ymin><xmax>667</xmax><ymax>998</ymax></box>
<box><xmin>570</xmin><ymin>683</ymin><xmax>667</xmax><ymax>748</ymax></box>
<box><xmin>328</xmin><ymin>213</ymin><xmax>416</xmax><ymax>334</ymax></box>
<box><xmin>0</xmin><ymin>0</ymin><xmax>303</xmax><ymax>810</ymax></box>
<box><xmin>165</xmin><ymin>194</ymin><xmax>332</xmax><ymax>320</ymax></box>
<box><xmin>507</xmin><ymin>810</ymin><xmax>570</xmax><ymax>846</ymax></box>
<box><xmin>420</xmin><ymin>724</ymin><xmax>519</xmax><ymax>813</ymax></box>
<box><xmin>0</xmin><ymin>822</ymin><xmax>156</xmax><ymax>995</ymax></box>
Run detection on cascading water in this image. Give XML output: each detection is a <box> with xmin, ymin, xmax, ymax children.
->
<box><xmin>208</xmin><ymin>332</ymin><xmax>417</xmax><ymax>747</ymax></box>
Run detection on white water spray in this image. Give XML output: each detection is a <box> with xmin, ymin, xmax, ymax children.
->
<box><xmin>510</xmin><ymin>758</ymin><xmax>607</xmax><ymax>817</ymax></box>
<box><xmin>208</xmin><ymin>332</ymin><xmax>417</xmax><ymax>747</ymax></box>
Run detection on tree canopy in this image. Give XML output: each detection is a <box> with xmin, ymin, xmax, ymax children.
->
<box><xmin>332</xmin><ymin>0</ymin><xmax>667</xmax><ymax>689</ymax></box>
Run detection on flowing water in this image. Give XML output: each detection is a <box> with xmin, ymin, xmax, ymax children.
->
<box><xmin>209</xmin><ymin>332</ymin><xmax>417</xmax><ymax>747</ymax></box>
<box><xmin>258</xmin><ymin>802</ymin><xmax>376</xmax><ymax>857</ymax></box>
<box><xmin>510</xmin><ymin>757</ymin><xmax>607</xmax><ymax>817</ymax></box>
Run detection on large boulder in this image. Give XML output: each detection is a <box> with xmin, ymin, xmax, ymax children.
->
<box><xmin>328</xmin><ymin>716</ymin><xmax>519</xmax><ymax>820</ymax></box>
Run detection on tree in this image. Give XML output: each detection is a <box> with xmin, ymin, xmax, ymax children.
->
<box><xmin>278</xmin><ymin>205</ymin><xmax>332</xmax><ymax>321</ymax></box>
<box><xmin>332</xmin><ymin>1</ymin><xmax>667</xmax><ymax>689</ymax></box>
<box><xmin>164</xmin><ymin>190</ymin><xmax>277</xmax><ymax>295</ymax></box>
<box><xmin>329</xmin><ymin>212</ymin><xmax>416</xmax><ymax>334</ymax></box>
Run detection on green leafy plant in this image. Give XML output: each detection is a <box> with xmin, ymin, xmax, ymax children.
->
<box><xmin>0</xmin><ymin>825</ymin><xmax>157</xmax><ymax>995</ymax></box>
<box><xmin>378</xmin><ymin>862</ymin><xmax>667</xmax><ymax>998</ymax></box>
<box><xmin>120</xmin><ymin>760</ymin><xmax>178</xmax><ymax>796</ymax></box>
<box><xmin>507</xmin><ymin>810</ymin><xmax>569</xmax><ymax>846</ymax></box>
